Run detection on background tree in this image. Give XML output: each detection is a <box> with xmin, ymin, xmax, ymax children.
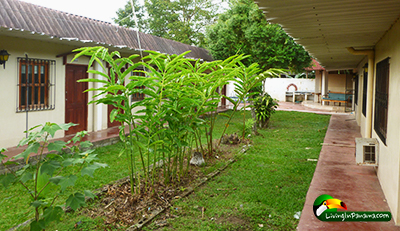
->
<box><xmin>114</xmin><ymin>0</ymin><xmax>218</xmax><ymax>47</ymax></box>
<box><xmin>114</xmin><ymin>0</ymin><xmax>147</xmax><ymax>31</ymax></box>
<box><xmin>205</xmin><ymin>0</ymin><xmax>312</xmax><ymax>72</ymax></box>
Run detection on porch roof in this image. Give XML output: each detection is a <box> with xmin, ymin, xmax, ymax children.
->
<box><xmin>255</xmin><ymin>0</ymin><xmax>400</xmax><ymax>70</ymax></box>
<box><xmin>0</xmin><ymin>0</ymin><xmax>213</xmax><ymax>60</ymax></box>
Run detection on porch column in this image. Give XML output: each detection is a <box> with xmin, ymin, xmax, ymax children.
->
<box><xmin>93</xmin><ymin>61</ymin><xmax>107</xmax><ymax>131</ymax></box>
<box><xmin>366</xmin><ymin>56</ymin><xmax>375</xmax><ymax>138</ymax></box>
<box><xmin>314</xmin><ymin>71</ymin><xmax>322</xmax><ymax>103</ymax></box>
<box><xmin>321</xmin><ymin>70</ymin><xmax>328</xmax><ymax>105</ymax></box>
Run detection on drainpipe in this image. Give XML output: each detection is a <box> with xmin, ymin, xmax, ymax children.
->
<box><xmin>347</xmin><ymin>47</ymin><xmax>374</xmax><ymax>138</ymax></box>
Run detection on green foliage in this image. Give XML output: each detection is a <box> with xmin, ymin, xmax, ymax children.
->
<box><xmin>244</xmin><ymin>118</ymin><xmax>255</xmax><ymax>136</ymax></box>
<box><xmin>252</xmin><ymin>92</ymin><xmax>279</xmax><ymax>128</ymax></box>
<box><xmin>0</xmin><ymin>122</ymin><xmax>107</xmax><ymax>230</ymax></box>
<box><xmin>206</xmin><ymin>0</ymin><xmax>312</xmax><ymax>72</ymax></box>
<box><xmin>114</xmin><ymin>0</ymin><xmax>218</xmax><ymax>46</ymax></box>
<box><xmin>218</xmin><ymin>63</ymin><xmax>284</xmax><ymax>142</ymax></box>
<box><xmin>114</xmin><ymin>0</ymin><xmax>147</xmax><ymax>31</ymax></box>
<box><xmin>66</xmin><ymin>192</ymin><xmax>86</xmax><ymax>211</ymax></box>
<box><xmin>73</xmin><ymin>46</ymin><xmax>245</xmax><ymax>194</ymax></box>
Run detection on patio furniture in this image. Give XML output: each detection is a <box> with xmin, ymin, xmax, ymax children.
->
<box><xmin>321</xmin><ymin>91</ymin><xmax>352</xmax><ymax>106</ymax></box>
<box><xmin>313</xmin><ymin>92</ymin><xmax>321</xmax><ymax>103</ymax></box>
<box><xmin>286</xmin><ymin>91</ymin><xmax>314</xmax><ymax>103</ymax></box>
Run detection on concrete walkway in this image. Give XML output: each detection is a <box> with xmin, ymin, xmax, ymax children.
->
<box><xmin>1</xmin><ymin>106</ymin><xmax>230</xmax><ymax>162</ymax></box>
<box><xmin>297</xmin><ymin>113</ymin><xmax>400</xmax><ymax>230</ymax></box>
<box><xmin>276</xmin><ymin>101</ymin><xmax>348</xmax><ymax>115</ymax></box>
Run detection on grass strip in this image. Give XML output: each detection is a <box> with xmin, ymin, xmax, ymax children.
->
<box><xmin>143</xmin><ymin>111</ymin><xmax>330</xmax><ymax>230</ymax></box>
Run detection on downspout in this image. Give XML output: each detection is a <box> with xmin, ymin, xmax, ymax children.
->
<box><xmin>347</xmin><ymin>47</ymin><xmax>374</xmax><ymax>138</ymax></box>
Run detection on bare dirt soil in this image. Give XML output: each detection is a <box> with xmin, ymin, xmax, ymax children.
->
<box><xmin>80</xmin><ymin>143</ymin><xmax>241</xmax><ymax>230</ymax></box>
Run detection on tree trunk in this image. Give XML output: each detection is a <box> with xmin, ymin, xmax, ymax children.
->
<box><xmin>260</xmin><ymin>118</ymin><xmax>270</xmax><ymax>128</ymax></box>
<box><xmin>250</xmin><ymin>102</ymin><xmax>258</xmax><ymax>134</ymax></box>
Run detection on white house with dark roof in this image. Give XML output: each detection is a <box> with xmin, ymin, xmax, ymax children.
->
<box><xmin>0</xmin><ymin>0</ymin><xmax>213</xmax><ymax>148</ymax></box>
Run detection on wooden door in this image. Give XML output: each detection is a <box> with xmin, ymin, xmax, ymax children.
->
<box><xmin>65</xmin><ymin>64</ymin><xmax>88</xmax><ymax>135</ymax></box>
<box><xmin>107</xmin><ymin>104</ymin><xmax>120</xmax><ymax>127</ymax></box>
<box><xmin>221</xmin><ymin>85</ymin><xmax>227</xmax><ymax>107</ymax></box>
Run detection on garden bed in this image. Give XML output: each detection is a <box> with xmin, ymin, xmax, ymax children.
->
<box><xmin>41</xmin><ymin>142</ymin><xmax>242</xmax><ymax>231</ymax></box>
<box><xmin>83</xmin><ymin>157</ymin><xmax>236</xmax><ymax>230</ymax></box>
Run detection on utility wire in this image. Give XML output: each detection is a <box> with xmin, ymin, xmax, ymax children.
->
<box><xmin>129</xmin><ymin>0</ymin><xmax>144</xmax><ymax>60</ymax></box>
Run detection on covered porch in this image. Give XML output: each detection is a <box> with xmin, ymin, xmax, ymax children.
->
<box><xmin>255</xmin><ymin>0</ymin><xmax>400</xmax><ymax>226</ymax></box>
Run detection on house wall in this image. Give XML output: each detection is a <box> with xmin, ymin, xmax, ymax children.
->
<box><xmin>0</xmin><ymin>35</ymin><xmax>99</xmax><ymax>148</ymax></box>
<box><xmin>354</xmin><ymin>57</ymin><xmax>366</xmax><ymax>127</ymax></box>
<box><xmin>314</xmin><ymin>71</ymin><xmax>322</xmax><ymax>93</ymax></box>
<box><xmin>226</xmin><ymin>81</ymin><xmax>235</xmax><ymax>98</ymax></box>
<box><xmin>263</xmin><ymin>78</ymin><xmax>315</xmax><ymax>101</ymax></box>
<box><xmin>354</xmin><ymin>57</ymin><xmax>369</xmax><ymax>138</ymax></box>
<box><xmin>326</xmin><ymin>73</ymin><xmax>347</xmax><ymax>92</ymax></box>
<box><xmin>372</xmin><ymin>18</ymin><xmax>400</xmax><ymax>224</ymax></box>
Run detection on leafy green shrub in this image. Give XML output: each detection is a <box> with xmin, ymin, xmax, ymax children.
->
<box><xmin>0</xmin><ymin>123</ymin><xmax>107</xmax><ymax>231</ymax></box>
<box><xmin>253</xmin><ymin>93</ymin><xmax>279</xmax><ymax>128</ymax></box>
<box><xmin>73</xmin><ymin>46</ymin><xmax>244</xmax><ymax>193</ymax></box>
<box><xmin>244</xmin><ymin>118</ymin><xmax>256</xmax><ymax>135</ymax></box>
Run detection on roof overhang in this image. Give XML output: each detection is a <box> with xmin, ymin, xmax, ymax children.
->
<box><xmin>0</xmin><ymin>27</ymin><xmax>141</xmax><ymax>55</ymax></box>
<box><xmin>0</xmin><ymin>27</ymin><xmax>204</xmax><ymax>60</ymax></box>
<box><xmin>255</xmin><ymin>0</ymin><xmax>400</xmax><ymax>70</ymax></box>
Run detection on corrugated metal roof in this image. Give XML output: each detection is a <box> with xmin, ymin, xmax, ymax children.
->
<box><xmin>0</xmin><ymin>0</ymin><xmax>213</xmax><ymax>60</ymax></box>
<box><xmin>255</xmin><ymin>0</ymin><xmax>400</xmax><ymax>70</ymax></box>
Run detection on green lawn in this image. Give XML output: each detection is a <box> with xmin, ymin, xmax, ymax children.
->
<box><xmin>0</xmin><ymin>110</ymin><xmax>330</xmax><ymax>230</ymax></box>
<box><xmin>144</xmin><ymin>111</ymin><xmax>330</xmax><ymax>230</ymax></box>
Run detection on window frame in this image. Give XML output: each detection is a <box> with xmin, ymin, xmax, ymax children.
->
<box><xmin>354</xmin><ymin>74</ymin><xmax>359</xmax><ymax>105</ymax></box>
<box><xmin>362</xmin><ymin>65</ymin><xmax>368</xmax><ymax>116</ymax></box>
<box><xmin>130</xmin><ymin>71</ymin><xmax>146</xmax><ymax>102</ymax></box>
<box><xmin>374</xmin><ymin>58</ymin><xmax>390</xmax><ymax>145</ymax></box>
<box><xmin>17</xmin><ymin>58</ymin><xmax>56</xmax><ymax>112</ymax></box>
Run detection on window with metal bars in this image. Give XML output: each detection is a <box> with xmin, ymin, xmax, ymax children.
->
<box><xmin>354</xmin><ymin>75</ymin><xmax>359</xmax><ymax>105</ymax></box>
<box><xmin>17</xmin><ymin>58</ymin><xmax>56</xmax><ymax>112</ymax></box>
<box><xmin>362</xmin><ymin>66</ymin><xmax>368</xmax><ymax>116</ymax></box>
<box><xmin>131</xmin><ymin>71</ymin><xmax>146</xmax><ymax>101</ymax></box>
<box><xmin>374</xmin><ymin>58</ymin><xmax>390</xmax><ymax>145</ymax></box>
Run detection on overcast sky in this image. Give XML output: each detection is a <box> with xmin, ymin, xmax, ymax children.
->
<box><xmin>21</xmin><ymin>0</ymin><xmax>129</xmax><ymax>24</ymax></box>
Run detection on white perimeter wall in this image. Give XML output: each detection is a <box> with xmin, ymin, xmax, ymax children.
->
<box><xmin>264</xmin><ymin>78</ymin><xmax>315</xmax><ymax>101</ymax></box>
<box><xmin>227</xmin><ymin>78</ymin><xmax>316</xmax><ymax>102</ymax></box>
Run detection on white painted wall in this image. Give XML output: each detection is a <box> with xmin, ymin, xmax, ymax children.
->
<box><xmin>0</xmin><ymin>37</ymin><xmax>67</xmax><ymax>148</ymax></box>
<box><xmin>369</xmin><ymin>18</ymin><xmax>400</xmax><ymax>224</ymax></box>
<box><xmin>227</xmin><ymin>78</ymin><xmax>316</xmax><ymax>102</ymax></box>
<box><xmin>354</xmin><ymin>18</ymin><xmax>400</xmax><ymax>224</ymax></box>
<box><xmin>326</xmin><ymin>73</ymin><xmax>348</xmax><ymax>92</ymax></box>
<box><xmin>263</xmin><ymin>78</ymin><xmax>315</xmax><ymax>101</ymax></box>
<box><xmin>0</xmin><ymin>36</ymin><xmax>102</xmax><ymax>148</ymax></box>
<box><xmin>355</xmin><ymin>60</ymin><xmax>369</xmax><ymax>138</ymax></box>
<box><xmin>226</xmin><ymin>80</ymin><xmax>236</xmax><ymax>97</ymax></box>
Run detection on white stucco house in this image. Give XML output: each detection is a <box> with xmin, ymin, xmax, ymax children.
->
<box><xmin>255</xmin><ymin>0</ymin><xmax>400</xmax><ymax>224</ymax></box>
<box><xmin>0</xmin><ymin>0</ymin><xmax>213</xmax><ymax>148</ymax></box>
